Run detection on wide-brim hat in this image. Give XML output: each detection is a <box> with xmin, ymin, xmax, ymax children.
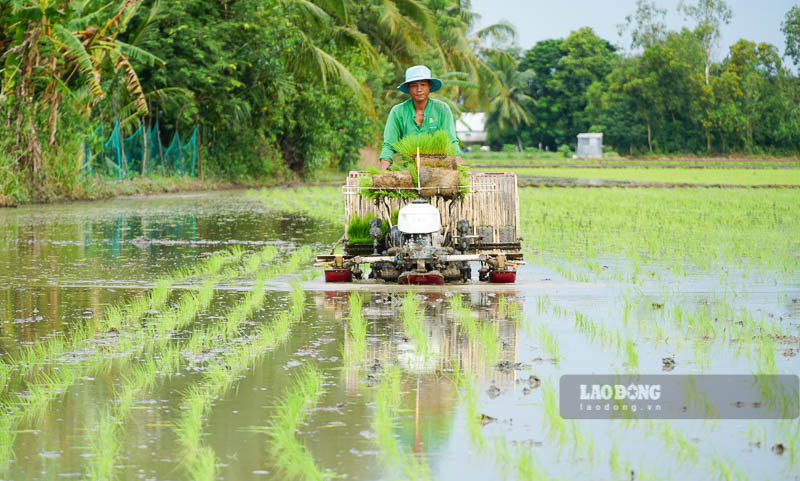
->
<box><xmin>397</xmin><ymin>65</ymin><xmax>442</xmax><ymax>94</ymax></box>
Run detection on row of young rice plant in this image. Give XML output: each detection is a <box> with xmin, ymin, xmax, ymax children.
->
<box><xmin>171</xmin><ymin>282</ymin><xmax>308</xmax><ymax>481</ymax></box>
<box><xmin>487</xmin><ymin>167</ymin><xmax>800</xmax><ymax>185</ymax></box>
<box><xmin>479</xmin><ymin>307</ymin><xmax>771</xmax><ymax>480</ymax></box>
<box><xmin>0</xmin><ymin>247</ymin><xmax>253</xmax><ymax>469</ymax></box>
<box><xmin>464</xmin><ymin>154</ymin><xmax>800</xmax><ymax>167</ymax></box>
<box><xmin>529</xmin><ymin>289</ymin><xmax>799</xmax><ymax>479</ymax></box>
<box><xmin>81</xmin><ymin>249</ymin><xmax>311</xmax><ymax>480</ymax></box>
<box><xmin>519</xmin><ymin>188</ymin><xmax>799</xmax><ymax>278</ymax></box>
<box><xmin>6</xmin><ymin>247</ymin><xmax>245</xmax><ymax>376</ymax></box>
<box><xmin>0</xmin><ymin>245</ymin><xmax>314</xmax><ymax>474</ymax></box>
<box><xmin>251</xmin><ymin>186</ymin><xmax>343</xmax><ymax>224</ymax></box>
<box><xmin>266</xmin><ymin>366</ymin><xmax>328</xmax><ymax>481</ymax></box>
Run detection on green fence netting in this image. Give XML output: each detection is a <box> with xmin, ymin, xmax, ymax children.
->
<box><xmin>83</xmin><ymin>121</ymin><xmax>197</xmax><ymax>178</ymax></box>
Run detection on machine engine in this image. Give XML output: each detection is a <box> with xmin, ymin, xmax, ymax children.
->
<box><xmin>370</xmin><ymin>200</ymin><xmax>471</xmax><ymax>284</ymax></box>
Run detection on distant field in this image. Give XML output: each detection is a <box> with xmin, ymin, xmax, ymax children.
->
<box><xmin>463</xmin><ymin>152</ymin><xmax>800</xmax><ymax>169</ymax></box>
<box><xmin>470</xmin><ymin>166</ymin><xmax>800</xmax><ymax>186</ymax></box>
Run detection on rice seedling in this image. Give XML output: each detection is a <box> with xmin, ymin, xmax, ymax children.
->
<box><xmin>2</xmin><ymin>245</ymin><xmax>301</xmax><ymax>470</ymax></box>
<box><xmin>84</xmin><ymin>409</ymin><xmax>120</xmax><ymax>481</ymax></box>
<box><xmin>497</xmin><ymin>295</ymin><xmax>506</xmax><ymax>319</ymax></box>
<box><xmin>346</xmin><ymin>215</ymin><xmax>389</xmax><ymax>244</ymax></box>
<box><xmin>267</xmin><ymin>366</ymin><xmax>328</xmax><ymax>481</ymax></box>
<box><xmin>345</xmin><ymin>292</ymin><xmax>367</xmax><ymax>364</ymax></box>
<box><xmin>514</xmin><ymin>445</ymin><xmax>550</xmax><ymax>481</ymax></box>
<box><xmin>186</xmin><ymin>445</ymin><xmax>218</xmax><ymax>481</ymax></box>
<box><xmin>392</xmin><ymin>130</ymin><xmax>457</xmax><ymax>160</ymax></box>
<box><xmin>252</xmin><ymin>186</ymin><xmax>343</xmax><ymax>223</ymax></box>
<box><xmin>370</xmin><ymin>362</ymin><xmax>430</xmax><ymax>480</ymax></box>
<box><xmin>534</xmin><ymin>324</ymin><xmax>560</xmax><ymax>363</ymax></box>
<box><xmin>0</xmin><ymin>412</ymin><xmax>15</xmax><ymax>470</ymax></box>
<box><xmin>542</xmin><ymin>384</ymin><xmax>568</xmax><ymax>447</ymax></box>
<box><xmin>451</xmin><ymin>365</ymin><xmax>486</xmax><ymax>449</ymax></box>
<box><xmin>609</xmin><ymin>440</ymin><xmax>621</xmax><ymax>474</ymax></box>
<box><xmin>401</xmin><ymin>291</ymin><xmax>429</xmax><ymax>356</ymax></box>
<box><xmin>623</xmin><ymin>339</ymin><xmax>639</xmax><ymax>371</ymax></box>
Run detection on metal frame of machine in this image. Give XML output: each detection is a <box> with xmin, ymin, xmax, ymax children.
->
<box><xmin>316</xmin><ymin>171</ymin><xmax>524</xmax><ymax>284</ymax></box>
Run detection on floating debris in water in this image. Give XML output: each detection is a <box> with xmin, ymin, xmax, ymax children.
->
<box><xmin>493</xmin><ymin>360</ymin><xmax>531</xmax><ymax>372</ymax></box>
<box><xmin>480</xmin><ymin>413</ymin><xmax>497</xmax><ymax>425</ymax></box>
<box><xmin>516</xmin><ymin>374</ymin><xmax>541</xmax><ymax>389</ymax></box>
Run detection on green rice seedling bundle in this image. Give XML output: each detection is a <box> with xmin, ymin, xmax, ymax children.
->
<box><xmin>347</xmin><ymin>215</ymin><xmax>389</xmax><ymax>245</ymax></box>
<box><xmin>392</xmin><ymin>130</ymin><xmax>457</xmax><ymax>161</ymax></box>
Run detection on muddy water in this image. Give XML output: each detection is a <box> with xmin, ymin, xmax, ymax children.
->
<box><xmin>1</xmin><ymin>190</ymin><xmax>798</xmax><ymax>481</ymax></box>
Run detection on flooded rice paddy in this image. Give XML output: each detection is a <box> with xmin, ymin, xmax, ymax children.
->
<box><xmin>0</xmin><ymin>188</ymin><xmax>798</xmax><ymax>480</ymax></box>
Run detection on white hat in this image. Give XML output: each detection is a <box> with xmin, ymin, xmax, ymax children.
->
<box><xmin>397</xmin><ymin>65</ymin><xmax>442</xmax><ymax>94</ymax></box>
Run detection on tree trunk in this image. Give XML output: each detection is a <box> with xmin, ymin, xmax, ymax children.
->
<box><xmin>516</xmin><ymin>135</ymin><xmax>523</xmax><ymax>152</ymax></box>
<box><xmin>647</xmin><ymin>117</ymin><xmax>652</xmax><ymax>152</ymax></box>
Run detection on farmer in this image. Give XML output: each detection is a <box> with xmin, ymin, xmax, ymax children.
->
<box><xmin>379</xmin><ymin>65</ymin><xmax>461</xmax><ymax>170</ymax></box>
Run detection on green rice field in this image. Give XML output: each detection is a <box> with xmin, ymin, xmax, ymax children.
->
<box><xmin>473</xmin><ymin>166</ymin><xmax>800</xmax><ymax>186</ymax></box>
<box><xmin>0</xmin><ymin>182</ymin><xmax>797</xmax><ymax>480</ymax></box>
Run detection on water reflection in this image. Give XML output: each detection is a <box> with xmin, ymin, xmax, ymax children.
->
<box><xmin>0</xmin><ymin>191</ymin><xmax>340</xmax><ymax>348</ymax></box>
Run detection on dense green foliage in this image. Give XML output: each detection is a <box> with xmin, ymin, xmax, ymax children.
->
<box><xmin>1</xmin><ymin>0</ymin><xmax>798</xmax><ymax>204</ymax></box>
<box><xmin>489</xmin><ymin>1</ymin><xmax>800</xmax><ymax>156</ymax></box>
<box><xmin>0</xmin><ymin>0</ymin><xmax>505</xmax><ymax>202</ymax></box>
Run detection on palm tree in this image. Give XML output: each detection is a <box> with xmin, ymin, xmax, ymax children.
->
<box><xmin>485</xmin><ymin>52</ymin><xmax>535</xmax><ymax>151</ymax></box>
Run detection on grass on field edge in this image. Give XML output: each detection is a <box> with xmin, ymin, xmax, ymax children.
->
<box><xmin>1</xmin><ymin>167</ymin><xmax>351</xmax><ymax>208</ymax></box>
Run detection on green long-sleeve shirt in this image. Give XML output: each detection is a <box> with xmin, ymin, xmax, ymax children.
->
<box><xmin>379</xmin><ymin>98</ymin><xmax>461</xmax><ymax>162</ymax></box>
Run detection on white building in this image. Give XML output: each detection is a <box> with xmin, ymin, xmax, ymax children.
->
<box><xmin>456</xmin><ymin>112</ymin><xmax>487</xmax><ymax>144</ymax></box>
<box><xmin>577</xmin><ymin>133</ymin><xmax>603</xmax><ymax>159</ymax></box>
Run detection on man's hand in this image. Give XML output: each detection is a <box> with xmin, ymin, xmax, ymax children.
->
<box><xmin>455</xmin><ymin>156</ymin><xmax>462</xmax><ymax>165</ymax></box>
<box><xmin>380</xmin><ymin>159</ymin><xmax>391</xmax><ymax>170</ymax></box>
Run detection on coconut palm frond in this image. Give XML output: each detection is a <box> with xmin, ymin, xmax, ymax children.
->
<box><xmin>126</xmin><ymin>0</ymin><xmax>164</xmax><ymax>46</ymax></box>
<box><xmin>283</xmin><ymin>0</ymin><xmax>332</xmax><ymax>28</ymax></box>
<box><xmin>380</xmin><ymin>0</ymin><xmax>426</xmax><ymax>52</ymax></box>
<box><xmin>440</xmin><ymin>71</ymin><xmax>468</xmax><ymax>80</ymax></box>
<box><xmin>313</xmin><ymin>0</ymin><xmax>347</xmax><ymax>22</ymax></box>
<box><xmin>393</xmin><ymin>0</ymin><xmax>435</xmax><ymax>36</ymax></box>
<box><xmin>67</xmin><ymin>3</ymin><xmax>114</xmax><ymax>31</ymax></box>
<box><xmin>332</xmin><ymin>25</ymin><xmax>378</xmax><ymax>67</ymax></box>
<box><xmin>146</xmin><ymin>87</ymin><xmax>195</xmax><ymax>105</ymax></box>
<box><xmin>476</xmin><ymin>21</ymin><xmax>517</xmax><ymax>43</ymax></box>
